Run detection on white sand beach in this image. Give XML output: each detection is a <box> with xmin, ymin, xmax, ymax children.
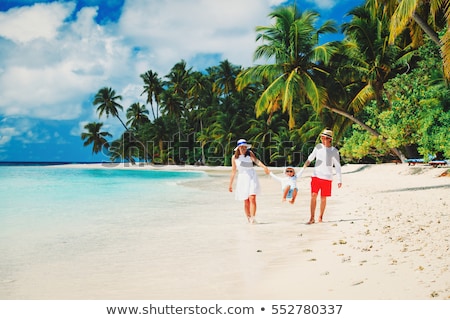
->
<box><xmin>180</xmin><ymin>162</ymin><xmax>450</xmax><ymax>300</ymax></box>
<box><xmin>1</xmin><ymin>162</ymin><xmax>449</xmax><ymax>300</ymax></box>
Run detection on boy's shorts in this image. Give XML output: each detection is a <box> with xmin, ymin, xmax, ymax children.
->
<box><xmin>311</xmin><ymin>177</ymin><xmax>332</xmax><ymax>197</ymax></box>
<box><xmin>286</xmin><ymin>187</ymin><xmax>298</xmax><ymax>199</ymax></box>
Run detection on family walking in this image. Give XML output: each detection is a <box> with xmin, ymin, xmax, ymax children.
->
<box><xmin>229</xmin><ymin>129</ymin><xmax>342</xmax><ymax>224</ymax></box>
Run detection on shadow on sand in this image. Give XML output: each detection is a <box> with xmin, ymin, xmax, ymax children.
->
<box><xmin>379</xmin><ymin>184</ymin><xmax>450</xmax><ymax>193</ymax></box>
<box><xmin>342</xmin><ymin>164</ymin><xmax>372</xmax><ymax>175</ymax></box>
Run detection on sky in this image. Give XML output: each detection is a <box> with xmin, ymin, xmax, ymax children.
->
<box><xmin>0</xmin><ymin>0</ymin><xmax>363</xmax><ymax>163</ymax></box>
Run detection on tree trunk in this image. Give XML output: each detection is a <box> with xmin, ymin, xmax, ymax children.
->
<box><xmin>411</xmin><ymin>12</ymin><xmax>441</xmax><ymax>46</ymax></box>
<box><xmin>324</xmin><ymin>105</ymin><xmax>406</xmax><ymax>162</ymax></box>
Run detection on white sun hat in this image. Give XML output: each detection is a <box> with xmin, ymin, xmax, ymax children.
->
<box><xmin>234</xmin><ymin>139</ymin><xmax>252</xmax><ymax>151</ymax></box>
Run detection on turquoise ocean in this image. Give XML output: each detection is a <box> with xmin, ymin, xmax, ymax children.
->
<box><xmin>0</xmin><ymin>164</ymin><xmax>242</xmax><ymax>299</ymax></box>
<box><xmin>0</xmin><ymin>164</ymin><xmax>206</xmax><ymax>235</ymax></box>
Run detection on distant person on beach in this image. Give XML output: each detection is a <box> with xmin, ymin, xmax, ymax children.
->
<box><xmin>229</xmin><ymin>139</ymin><xmax>270</xmax><ymax>224</ymax></box>
<box><xmin>300</xmin><ymin>129</ymin><xmax>342</xmax><ymax>224</ymax></box>
<box><xmin>269</xmin><ymin>167</ymin><xmax>302</xmax><ymax>204</ymax></box>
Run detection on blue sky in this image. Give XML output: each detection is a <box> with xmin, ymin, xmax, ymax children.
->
<box><xmin>0</xmin><ymin>0</ymin><xmax>362</xmax><ymax>162</ymax></box>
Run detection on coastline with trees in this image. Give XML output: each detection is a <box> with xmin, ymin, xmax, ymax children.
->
<box><xmin>81</xmin><ymin>1</ymin><xmax>450</xmax><ymax>167</ymax></box>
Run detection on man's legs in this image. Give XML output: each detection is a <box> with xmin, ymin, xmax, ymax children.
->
<box><xmin>309</xmin><ymin>177</ymin><xmax>331</xmax><ymax>224</ymax></box>
<box><xmin>309</xmin><ymin>192</ymin><xmax>318</xmax><ymax>224</ymax></box>
<box><xmin>319</xmin><ymin>196</ymin><xmax>327</xmax><ymax>222</ymax></box>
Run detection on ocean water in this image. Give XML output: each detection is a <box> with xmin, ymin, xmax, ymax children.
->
<box><xmin>0</xmin><ymin>165</ymin><xmax>238</xmax><ymax>299</ymax></box>
<box><xmin>0</xmin><ymin>165</ymin><xmax>206</xmax><ymax>233</ymax></box>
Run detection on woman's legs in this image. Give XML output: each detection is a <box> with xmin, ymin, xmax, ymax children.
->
<box><xmin>243</xmin><ymin>199</ymin><xmax>250</xmax><ymax>220</ymax></box>
<box><xmin>244</xmin><ymin>195</ymin><xmax>257</xmax><ymax>223</ymax></box>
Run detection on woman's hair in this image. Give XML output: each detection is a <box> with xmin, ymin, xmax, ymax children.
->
<box><xmin>234</xmin><ymin>148</ymin><xmax>252</xmax><ymax>159</ymax></box>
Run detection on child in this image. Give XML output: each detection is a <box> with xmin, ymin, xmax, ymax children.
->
<box><xmin>269</xmin><ymin>167</ymin><xmax>303</xmax><ymax>204</ymax></box>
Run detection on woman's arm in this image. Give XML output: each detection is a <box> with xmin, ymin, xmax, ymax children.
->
<box><xmin>229</xmin><ymin>156</ymin><xmax>237</xmax><ymax>192</ymax></box>
<box><xmin>250</xmin><ymin>151</ymin><xmax>270</xmax><ymax>174</ymax></box>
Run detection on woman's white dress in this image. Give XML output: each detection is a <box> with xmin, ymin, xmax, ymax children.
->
<box><xmin>233</xmin><ymin>154</ymin><xmax>260</xmax><ymax>200</ymax></box>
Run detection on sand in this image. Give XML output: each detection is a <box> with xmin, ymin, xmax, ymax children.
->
<box><xmin>55</xmin><ymin>162</ymin><xmax>450</xmax><ymax>300</ymax></box>
<box><xmin>1</xmin><ymin>162</ymin><xmax>449</xmax><ymax>300</ymax></box>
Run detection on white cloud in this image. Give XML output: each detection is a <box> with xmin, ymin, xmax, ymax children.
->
<box><xmin>0</xmin><ymin>0</ymin><xmax>286</xmax><ymax>130</ymax></box>
<box><xmin>0</xmin><ymin>117</ymin><xmax>38</xmax><ymax>145</ymax></box>
<box><xmin>0</xmin><ymin>3</ymin><xmax>131</xmax><ymax>121</ymax></box>
<box><xmin>119</xmin><ymin>0</ymin><xmax>285</xmax><ymax>74</ymax></box>
<box><xmin>0</xmin><ymin>2</ymin><xmax>74</xmax><ymax>43</ymax></box>
<box><xmin>306</xmin><ymin>0</ymin><xmax>339</xmax><ymax>10</ymax></box>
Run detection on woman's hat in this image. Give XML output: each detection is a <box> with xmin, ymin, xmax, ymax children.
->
<box><xmin>234</xmin><ymin>139</ymin><xmax>252</xmax><ymax>151</ymax></box>
<box><xmin>320</xmin><ymin>129</ymin><xmax>333</xmax><ymax>139</ymax></box>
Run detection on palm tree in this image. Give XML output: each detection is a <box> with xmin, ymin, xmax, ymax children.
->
<box><xmin>126</xmin><ymin>102</ymin><xmax>150</xmax><ymax>129</ymax></box>
<box><xmin>340</xmin><ymin>5</ymin><xmax>415</xmax><ymax>110</ymax></box>
<box><xmin>108</xmin><ymin>131</ymin><xmax>139</xmax><ymax>164</ymax></box>
<box><xmin>329</xmin><ymin>4</ymin><xmax>417</xmax><ymax>160</ymax></box>
<box><xmin>160</xmin><ymin>61</ymin><xmax>192</xmax><ymax>132</ymax></box>
<box><xmin>148</xmin><ymin>116</ymin><xmax>175</xmax><ymax>164</ymax></box>
<box><xmin>165</xmin><ymin>60</ymin><xmax>191</xmax><ymax>97</ymax></box>
<box><xmin>185</xmin><ymin>71</ymin><xmax>213</xmax><ymax>164</ymax></box>
<box><xmin>212</xmin><ymin>60</ymin><xmax>240</xmax><ymax>96</ymax></box>
<box><xmin>140</xmin><ymin>70</ymin><xmax>163</xmax><ymax>119</ymax></box>
<box><xmin>208</xmin><ymin>111</ymin><xmax>238</xmax><ymax>166</ymax></box>
<box><xmin>93</xmin><ymin>87</ymin><xmax>128</xmax><ymax>131</ymax></box>
<box><xmin>374</xmin><ymin>0</ymin><xmax>450</xmax><ymax>79</ymax></box>
<box><xmin>81</xmin><ymin>122</ymin><xmax>112</xmax><ymax>155</ymax></box>
<box><xmin>236</xmin><ymin>5</ymin><xmax>338</xmax><ymax>129</ymax></box>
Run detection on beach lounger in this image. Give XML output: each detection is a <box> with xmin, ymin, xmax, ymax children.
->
<box><xmin>406</xmin><ymin>158</ymin><xmax>424</xmax><ymax>166</ymax></box>
<box><xmin>428</xmin><ymin>160</ymin><xmax>449</xmax><ymax>168</ymax></box>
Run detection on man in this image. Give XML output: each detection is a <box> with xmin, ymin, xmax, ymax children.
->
<box><xmin>300</xmin><ymin>129</ymin><xmax>342</xmax><ymax>224</ymax></box>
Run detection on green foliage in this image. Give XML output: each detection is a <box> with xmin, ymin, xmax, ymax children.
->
<box><xmin>83</xmin><ymin>3</ymin><xmax>450</xmax><ymax>165</ymax></box>
<box><xmin>341</xmin><ymin>38</ymin><xmax>450</xmax><ymax>161</ymax></box>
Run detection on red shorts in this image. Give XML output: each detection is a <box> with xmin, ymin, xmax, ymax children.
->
<box><xmin>311</xmin><ymin>177</ymin><xmax>332</xmax><ymax>197</ymax></box>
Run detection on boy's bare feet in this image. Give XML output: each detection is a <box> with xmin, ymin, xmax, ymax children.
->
<box><xmin>307</xmin><ymin>220</ymin><xmax>315</xmax><ymax>224</ymax></box>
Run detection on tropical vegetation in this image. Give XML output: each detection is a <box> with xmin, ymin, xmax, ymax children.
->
<box><xmin>82</xmin><ymin>1</ymin><xmax>450</xmax><ymax>166</ymax></box>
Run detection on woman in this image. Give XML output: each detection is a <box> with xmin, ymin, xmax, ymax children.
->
<box><xmin>229</xmin><ymin>139</ymin><xmax>269</xmax><ymax>223</ymax></box>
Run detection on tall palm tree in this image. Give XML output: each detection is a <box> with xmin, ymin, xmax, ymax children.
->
<box><xmin>212</xmin><ymin>59</ymin><xmax>240</xmax><ymax>96</ymax></box>
<box><xmin>375</xmin><ymin>0</ymin><xmax>450</xmax><ymax>79</ymax></box>
<box><xmin>185</xmin><ymin>71</ymin><xmax>213</xmax><ymax>164</ymax></box>
<box><xmin>328</xmin><ymin>4</ymin><xmax>414</xmax><ymax>160</ymax></box>
<box><xmin>93</xmin><ymin>87</ymin><xmax>128</xmax><ymax>131</ymax></box>
<box><xmin>161</xmin><ymin>61</ymin><xmax>192</xmax><ymax>132</ymax></box>
<box><xmin>340</xmin><ymin>5</ymin><xmax>414</xmax><ymax>110</ymax></box>
<box><xmin>236</xmin><ymin>5</ymin><xmax>338</xmax><ymax>129</ymax></box>
<box><xmin>108</xmin><ymin>131</ymin><xmax>140</xmax><ymax>164</ymax></box>
<box><xmin>126</xmin><ymin>102</ymin><xmax>150</xmax><ymax>129</ymax></box>
<box><xmin>148</xmin><ymin>116</ymin><xmax>175</xmax><ymax>164</ymax></box>
<box><xmin>81</xmin><ymin>122</ymin><xmax>112</xmax><ymax>155</ymax></box>
<box><xmin>208</xmin><ymin>110</ymin><xmax>238</xmax><ymax>166</ymax></box>
<box><xmin>165</xmin><ymin>60</ymin><xmax>191</xmax><ymax>97</ymax></box>
<box><xmin>140</xmin><ymin>70</ymin><xmax>163</xmax><ymax>119</ymax></box>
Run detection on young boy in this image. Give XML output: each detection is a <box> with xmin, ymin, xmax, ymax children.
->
<box><xmin>269</xmin><ymin>167</ymin><xmax>303</xmax><ymax>204</ymax></box>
